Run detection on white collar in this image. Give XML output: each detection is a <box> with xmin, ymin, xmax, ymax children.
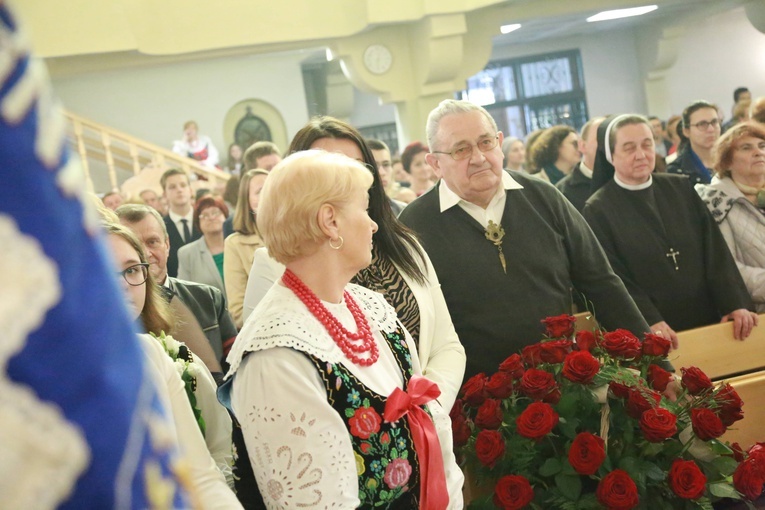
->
<box><xmin>579</xmin><ymin>161</ymin><xmax>593</xmax><ymax>179</ymax></box>
<box><xmin>614</xmin><ymin>173</ymin><xmax>653</xmax><ymax>190</ymax></box>
<box><xmin>168</xmin><ymin>208</ymin><xmax>193</xmax><ymax>224</ymax></box>
<box><xmin>438</xmin><ymin>171</ymin><xmax>524</xmax><ymax>213</ymax></box>
<box><xmin>225</xmin><ymin>283</ymin><xmax>400</xmax><ymax>378</ymax></box>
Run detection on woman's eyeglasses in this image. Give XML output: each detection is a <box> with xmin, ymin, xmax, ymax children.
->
<box><xmin>116</xmin><ymin>263</ymin><xmax>150</xmax><ymax>286</ymax></box>
<box><xmin>199</xmin><ymin>209</ymin><xmax>223</xmax><ymax>220</ymax></box>
<box><xmin>690</xmin><ymin>119</ymin><xmax>720</xmax><ymax>130</ymax></box>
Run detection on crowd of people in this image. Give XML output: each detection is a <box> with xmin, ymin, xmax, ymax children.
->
<box><xmin>85</xmin><ymin>87</ymin><xmax>765</xmax><ymax>508</ymax></box>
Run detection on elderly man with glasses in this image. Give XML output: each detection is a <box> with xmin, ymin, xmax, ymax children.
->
<box><xmin>399</xmin><ymin>99</ymin><xmax>650</xmax><ymax>380</ymax></box>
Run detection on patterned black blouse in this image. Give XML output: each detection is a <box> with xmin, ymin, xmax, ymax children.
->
<box><xmin>352</xmin><ymin>246</ymin><xmax>421</xmax><ymax>347</ymax></box>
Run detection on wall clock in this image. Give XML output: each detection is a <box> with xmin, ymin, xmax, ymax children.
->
<box><xmin>363</xmin><ymin>44</ymin><xmax>393</xmax><ymax>75</ymax></box>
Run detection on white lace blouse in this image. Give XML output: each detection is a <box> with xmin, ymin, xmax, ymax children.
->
<box><xmin>226</xmin><ymin>283</ymin><xmax>464</xmax><ymax>509</ymax></box>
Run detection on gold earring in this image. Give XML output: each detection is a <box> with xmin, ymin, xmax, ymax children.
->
<box><xmin>329</xmin><ymin>236</ymin><xmax>344</xmax><ymax>250</ymax></box>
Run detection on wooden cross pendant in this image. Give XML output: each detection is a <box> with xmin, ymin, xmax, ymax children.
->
<box><xmin>666</xmin><ymin>247</ymin><xmax>680</xmax><ymax>271</ymax></box>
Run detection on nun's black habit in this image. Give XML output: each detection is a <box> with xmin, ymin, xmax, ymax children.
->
<box><xmin>581</xmin><ymin>115</ymin><xmax>753</xmax><ymax>331</ymax></box>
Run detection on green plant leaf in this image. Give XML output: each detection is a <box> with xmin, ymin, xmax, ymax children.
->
<box><xmin>711</xmin><ymin>456</ymin><xmax>740</xmax><ymax>477</ymax></box>
<box><xmin>708</xmin><ymin>482</ymin><xmax>741</xmax><ymax>499</ymax></box>
<box><xmin>558</xmin><ymin>417</ymin><xmax>580</xmax><ymax>439</ymax></box>
<box><xmin>554</xmin><ymin>473</ymin><xmax>582</xmax><ymax>501</ymax></box>
<box><xmin>556</xmin><ymin>392</ymin><xmax>579</xmax><ymax>416</ymax></box>
<box><xmin>539</xmin><ymin>458</ymin><xmax>562</xmax><ymax>477</ymax></box>
<box><xmin>643</xmin><ymin>461</ymin><xmax>665</xmax><ymax>482</ymax></box>
<box><xmin>708</xmin><ymin>440</ymin><xmax>734</xmax><ymax>456</ymax></box>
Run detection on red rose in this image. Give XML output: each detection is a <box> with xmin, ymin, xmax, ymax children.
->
<box><xmin>568</xmin><ymin>432</ymin><xmax>606</xmax><ymax>475</ymax></box>
<box><xmin>451</xmin><ymin>414</ymin><xmax>472</xmax><ymax>447</ymax></box>
<box><xmin>562</xmin><ymin>350</ymin><xmax>600</xmax><ymax>384</ymax></box>
<box><xmin>543</xmin><ymin>387</ymin><xmax>562</xmax><ymax>405</ymax></box>
<box><xmin>626</xmin><ymin>387</ymin><xmax>661</xmax><ymax>419</ymax></box>
<box><xmin>520</xmin><ymin>369</ymin><xmax>558</xmax><ymax>401</ymax></box>
<box><xmin>734</xmin><ymin>458</ymin><xmax>765</xmax><ymax>500</ymax></box>
<box><xmin>475</xmin><ymin>399</ymin><xmax>504</xmax><ymax>430</ymax></box>
<box><xmin>575</xmin><ymin>330</ymin><xmax>597</xmax><ymax>352</ymax></box>
<box><xmin>647</xmin><ymin>364</ymin><xmax>673</xmax><ymax>392</ymax></box>
<box><xmin>639</xmin><ymin>407</ymin><xmax>678</xmax><ymax>442</ymax></box>
<box><xmin>461</xmin><ymin>373</ymin><xmax>488</xmax><ymax>407</ymax></box>
<box><xmin>641</xmin><ymin>333</ymin><xmax>672</xmax><ymax>357</ymax></box>
<box><xmin>681</xmin><ymin>367</ymin><xmax>713</xmax><ymax>395</ymax></box>
<box><xmin>516</xmin><ymin>402</ymin><xmax>558</xmax><ymax>441</ymax></box>
<box><xmin>609</xmin><ymin>381</ymin><xmax>632</xmax><ymax>399</ymax></box>
<box><xmin>522</xmin><ymin>344</ymin><xmax>543</xmax><ymax>366</ymax></box>
<box><xmin>475</xmin><ymin>429</ymin><xmax>505</xmax><ymax>467</ymax></box>
<box><xmin>691</xmin><ymin>408</ymin><xmax>726</xmax><ymax>441</ymax></box>
<box><xmin>541</xmin><ymin>314</ymin><xmax>576</xmax><ymax>338</ymax></box>
<box><xmin>539</xmin><ymin>339</ymin><xmax>574</xmax><ymax>363</ymax></box>
<box><xmin>449</xmin><ymin>399</ymin><xmax>465</xmax><ymax>421</ymax></box>
<box><xmin>349</xmin><ymin>407</ymin><xmax>381</xmax><ymax>439</ymax></box>
<box><xmin>596</xmin><ymin>469</ymin><xmax>639</xmax><ymax>510</ymax></box>
<box><xmin>498</xmin><ymin>353</ymin><xmax>525</xmax><ymax>378</ymax></box>
<box><xmin>730</xmin><ymin>442</ymin><xmax>746</xmax><ymax>463</ymax></box>
<box><xmin>380</xmin><ymin>432</ymin><xmax>390</xmax><ymax>445</ymax></box>
<box><xmin>600</xmin><ymin>329</ymin><xmax>641</xmax><ymax>359</ymax></box>
<box><xmin>486</xmin><ymin>371</ymin><xmax>515</xmax><ymax>399</ymax></box>
<box><xmin>715</xmin><ymin>383</ymin><xmax>744</xmax><ymax>426</ymax></box>
<box><xmin>360</xmin><ymin>442</ymin><xmax>372</xmax><ymax>454</ymax></box>
<box><xmin>493</xmin><ymin>475</ymin><xmax>534</xmax><ymax>510</ymax></box>
<box><xmin>668</xmin><ymin>459</ymin><xmax>707</xmax><ymax>500</ymax></box>
<box><xmin>748</xmin><ymin>443</ymin><xmax>765</xmax><ymax>463</ymax></box>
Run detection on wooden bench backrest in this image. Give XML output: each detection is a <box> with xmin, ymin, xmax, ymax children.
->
<box><xmin>671</xmin><ymin>315</ymin><xmax>765</xmax><ymax>380</ymax></box>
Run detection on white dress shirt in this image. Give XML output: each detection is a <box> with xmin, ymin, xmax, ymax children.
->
<box><xmin>168</xmin><ymin>209</ymin><xmax>194</xmax><ymax>243</ymax></box>
<box><xmin>438</xmin><ymin>171</ymin><xmax>524</xmax><ymax>228</ymax></box>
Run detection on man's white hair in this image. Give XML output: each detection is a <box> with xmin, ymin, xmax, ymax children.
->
<box><xmin>425</xmin><ymin>99</ymin><xmax>499</xmax><ymax>150</ymax></box>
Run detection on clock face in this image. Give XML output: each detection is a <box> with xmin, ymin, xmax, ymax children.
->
<box><xmin>363</xmin><ymin>44</ymin><xmax>393</xmax><ymax>75</ymax></box>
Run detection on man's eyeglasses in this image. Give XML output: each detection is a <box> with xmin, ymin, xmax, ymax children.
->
<box><xmin>690</xmin><ymin>119</ymin><xmax>720</xmax><ymax>130</ymax></box>
<box><xmin>431</xmin><ymin>134</ymin><xmax>500</xmax><ymax>161</ymax></box>
<box><xmin>116</xmin><ymin>263</ymin><xmax>150</xmax><ymax>286</ymax></box>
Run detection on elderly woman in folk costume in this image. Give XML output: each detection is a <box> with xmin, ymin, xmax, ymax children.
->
<box><xmin>222</xmin><ymin>150</ymin><xmax>463</xmax><ymax>508</ymax></box>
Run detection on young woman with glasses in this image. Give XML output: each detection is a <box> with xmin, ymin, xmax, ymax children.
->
<box><xmin>104</xmin><ymin>221</ymin><xmax>241</xmax><ymax>508</ymax></box>
<box><xmin>667</xmin><ymin>100</ymin><xmax>722</xmax><ymax>184</ymax></box>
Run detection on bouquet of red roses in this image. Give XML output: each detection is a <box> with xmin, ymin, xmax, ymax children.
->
<box><xmin>451</xmin><ymin>314</ymin><xmax>765</xmax><ymax>510</ymax></box>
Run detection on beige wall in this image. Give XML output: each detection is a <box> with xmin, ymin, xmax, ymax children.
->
<box><xmin>51</xmin><ymin>50</ymin><xmax>312</xmax><ymax>165</ymax></box>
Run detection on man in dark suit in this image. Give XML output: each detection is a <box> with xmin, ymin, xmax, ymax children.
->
<box><xmin>116</xmin><ymin>204</ymin><xmax>237</xmax><ymax>367</ymax></box>
<box><xmin>160</xmin><ymin>168</ymin><xmax>201</xmax><ymax>277</ymax></box>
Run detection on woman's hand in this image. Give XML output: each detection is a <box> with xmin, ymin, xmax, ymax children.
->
<box><xmin>721</xmin><ymin>309</ymin><xmax>759</xmax><ymax>340</ymax></box>
<box><xmin>650</xmin><ymin>321</ymin><xmax>679</xmax><ymax>350</ymax></box>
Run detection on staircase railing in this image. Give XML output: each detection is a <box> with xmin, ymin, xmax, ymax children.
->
<box><xmin>64</xmin><ymin>110</ymin><xmax>230</xmax><ymax>193</ymax></box>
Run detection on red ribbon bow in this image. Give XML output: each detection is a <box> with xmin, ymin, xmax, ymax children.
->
<box><xmin>383</xmin><ymin>375</ymin><xmax>448</xmax><ymax>510</ymax></box>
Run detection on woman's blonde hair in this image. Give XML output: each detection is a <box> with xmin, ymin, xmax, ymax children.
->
<box><xmin>104</xmin><ymin>222</ymin><xmax>175</xmax><ymax>335</ymax></box>
<box><xmin>233</xmin><ymin>169</ymin><xmax>269</xmax><ymax>235</ymax></box>
<box><xmin>257</xmin><ymin>150</ymin><xmax>373</xmax><ymax>264</ymax></box>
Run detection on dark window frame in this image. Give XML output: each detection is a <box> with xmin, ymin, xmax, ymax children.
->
<box><xmin>460</xmin><ymin>49</ymin><xmax>589</xmax><ymax>138</ymax></box>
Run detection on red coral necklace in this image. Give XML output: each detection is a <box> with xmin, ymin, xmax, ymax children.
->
<box><xmin>282</xmin><ymin>269</ymin><xmax>379</xmax><ymax>366</ymax></box>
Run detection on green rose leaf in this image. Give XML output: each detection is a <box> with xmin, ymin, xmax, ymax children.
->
<box><xmin>709</xmin><ymin>482</ymin><xmax>741</xmax><ymax>500</ymax></box>
<box><xmin>643</xmin><ymin>461</ymin><xmax>665</xmax><ymax>482</ymax></box>
<box><xmin>711</xmin><ymin>456</ymin><xmax>740</xmax><ymax>477</ymax></box>
<box><xmin>709</xmin><ymin>440</ymin><xmax>734</xmax><ymax>456</ymax></box>
<box><xmin>539</xmin><ymin>458</ymin><xmax>562</xmax><ymax>477</ymax></box>
<box><xmin>555</xmin><ymin>473</ymin><xmax>582</xmax><ymax>501</ymax></box>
